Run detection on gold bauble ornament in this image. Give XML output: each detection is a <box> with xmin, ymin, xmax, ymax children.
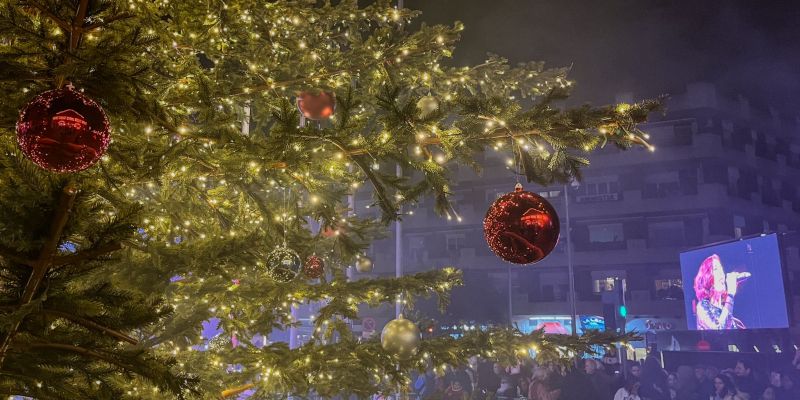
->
<box><xmin>265</xmin><ymin>246</ymin><xmax>301</xmax><ymax>283</ymax></box>
<box><xmin>416</xmin><ymin>95</ymin><xmax>439</xmax><ymax>118</ymax></box>
<box><xmin>381</xmin><ymin>315</ymin><xmax>421</xmax><ymax>359</ymax></box>
<box><xmin>356</xmin><ymin>255</ymin><xmax>373</xmax><ymax>273</ymax></box>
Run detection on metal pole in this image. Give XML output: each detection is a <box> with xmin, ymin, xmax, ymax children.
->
<box><xmin>395</xmin><ymin>163</ymin><xmax>403</xmax><ymax>318</ymax></box>
<box><xmin>565</xmin><ymin>184</ymin><xmax>578</xmax><ymax>336</ymax></box>
<box><xmin>508</xmin><ymin>264</ymin><xmax>513</xmax><ymax>325</ymax></box>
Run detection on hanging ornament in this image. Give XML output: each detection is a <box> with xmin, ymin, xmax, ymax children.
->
<box><xmin>416</xmin><ymin>95</ymin><xmax>439</xmax><ymax>118</ymax></box>
<box><xmin>355</xmin><ymin>255</ymin><xmax>373</xmax><ymax>273</ymax></box>
<box><xmin>16</xmin><ymin>87</ymin><xmax>111</xmax><ymax>173</ymax></box>
<box><xmin>265</xmin><ymin>246</ymin><xmax>302</xmax><ymax>283</ymax></box>
<box><xmin>296</xmin><ymin>91</ymin><xmax>335</xmax><ymax>121</ymax></box>
<box><xmin>381</xmin><ymin>315</ymin><xmax>421</xmax><ymax>359</ymax></box>
<box><xmin>303</xmin><ymin>255</ymin><xmax>325</xmax><ymax>279</ymax></box>
<box><xmin>483</xmin><ymin>183</ymin><xmax>560</xmax><ymax>264</ymax></box>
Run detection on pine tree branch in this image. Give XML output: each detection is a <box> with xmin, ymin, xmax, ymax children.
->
<box><xmin>0</xmin><ymin>184</ymin><xmax>77</xmax><ymax>368</ymax></box>
<box><xmin>42</xmin><ymin>309</ymin><xmax>138</xmax><ymax>345</ymax></box>
<box><xmin>0</xmin><ymin>246</ymin><xmax>35</xmax><ymax>267</ymax></box>
<box><xmin>51</xmin><ymin>242</ymin><xmax>123</xmax><ymax>267</ymax></box>
<box><xmin>26</xmin><ymin>342</ymin><xmax>132</xmax><ymax>369</ymax></box>
<box><xmin>81</xmin><ymin>13</ymin><xmax>134</xmax><ymax>31</ymax></box>
<box><xmin>69</xmin><ymin>0</ymin><xmax>90</xmax><ymax>51</ymax></box>
<box><xmin>22</xmin><ymin>1</ymin><xmax>70</xmax><ymax>31</ymax></box>
<box><xmin>0</xmin><ymin>306</ymin><xmax>138</xmax><ymax>345</ymax></box>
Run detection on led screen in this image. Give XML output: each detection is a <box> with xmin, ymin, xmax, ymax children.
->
<box><xmin>680</xmin><ymin>234</ymin><xmax>789</xmax><ymax>330</ymax></box>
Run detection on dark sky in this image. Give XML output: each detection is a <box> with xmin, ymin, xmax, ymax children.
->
<box><xmin>405</xmin><ymin>0</ymin><xmax>800</xmax><ymax>114</ymax></box>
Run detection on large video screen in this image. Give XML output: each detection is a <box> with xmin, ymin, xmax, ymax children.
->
<box><xmin>680</xmin><ymin>234</ymin><xmax>789</xmax><ymax>330</ymax></box>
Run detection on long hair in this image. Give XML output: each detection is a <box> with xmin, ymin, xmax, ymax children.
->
<box><xmin>694</xmin><ymin>254</ymin><xmax>726</xmax><ymax>304</ymax></box>
<box><xmin>714</xmin><ymin>374</ymin><xmax>736</xmax><ymax>396</ymax></box>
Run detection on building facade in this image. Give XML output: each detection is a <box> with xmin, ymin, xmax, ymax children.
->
<box><xmin>355</xmin><ymin>82</ymin><xmax>800</xmax><ymax>346</ymax></box>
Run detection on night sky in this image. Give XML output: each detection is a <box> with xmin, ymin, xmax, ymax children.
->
<box><xmin>406</xmin><ymin>0</ymin><xmax>800</xmax><ymax>115</ymax></box>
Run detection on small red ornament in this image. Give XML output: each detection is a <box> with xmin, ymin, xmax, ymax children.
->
<box><xmin>16</xmin><ymin>87</ymin><xmax>111</xmax><ymax>173</ymax></box>
<box><xmin>483</xmin><ymin>183</ymin><xmax>560</xmax><ymax>264</ymax></box>
<box><xmin>303</xmin><ymin>255</ymin><xmax>325</xmax><ymax>279</ymax></box>
<box><xmin>296</xmin><ymin>91</ymin><xmax>335</xmax><ymax>120</ymax></box>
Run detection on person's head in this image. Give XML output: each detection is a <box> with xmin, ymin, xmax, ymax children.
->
<box><xmin>769</xmin><ymin>371</ymin><xmax>782</xmax><ymax>388</ymax></box>
<box><xmin>451</xmin><ymin>381</ymin><xmax>463</xmax><ymax>392</ymax></box>
<box><xmin>695</xmin><ymin>365</ymin><xmax>707</xmax><ymax>381</ymax></box>
<box><xmin>714</xmin><ymin>374</ymin><xmax>736</xmax><ymax>396</ymax></box>
<box><xmin>735</xmin><ymin>360</ymin><xmax>752</xmax><ymax>378</ymax></box>
<box><xmin>630</xmin><ymin>364</ymin><xmax>642</xmax><ymax>378</ymax></box>
<box><xmin>668</xmin><ymin>373</ymin><xmax>678</xmax><ymax>388</ymax></box>
<box><xmin>532</xmin><ymin>366</ymin><xmax>548</xmax><ymax>381</ymax></box>
<box><xmin>782</xmin><ymin>372</ymin><xmax>794</xmax><ymax>390</ymax></box>
<box><xmin>493</xmin><ymin>363</ymin><xmax>504</xmax><ymax>376</ymax></box>
<box><xmin>761</xmin><ymin>386</ymin><xmax>776</xmax><ymax>400</ymax></box>
<box><xmin>584</xmin><ymin>359</ymin><xmax>597</xmax><ymax>375</ymax></box>
<box><xmin>499</xmin><ymin>376</ymin><xmax>512</xmax><ymax>388</ymax></box>
<box><xmin>624</xmin><ymin>378</ymin><xmax>641</xmax><ymax>395</ymax></box>
<box><xmin>642</xmin><ymin>356</ymin><xmax>663</xmax><ymax>378</ymax></box>
<box><xmin>695</xmin><ymin>254</ymin><xmax>728</xmax><ymax>304</ymax></box>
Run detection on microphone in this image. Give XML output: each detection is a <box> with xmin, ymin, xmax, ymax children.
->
<box><xmin>728</xmin><ymin>271</ymin><xmax>751</xmax><ymax>284</ymax></box>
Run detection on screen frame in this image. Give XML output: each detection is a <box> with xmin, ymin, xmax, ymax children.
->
<box><xmin>679</xmin><ymin>233</ymin><xmax>791</xmax><ymax>331</ymax></box>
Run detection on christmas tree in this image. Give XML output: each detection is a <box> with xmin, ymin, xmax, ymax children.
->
<box><xmin>0</xmin><ymin>0</ymin><xmax>658</xmax><ymax>398</ymax></box>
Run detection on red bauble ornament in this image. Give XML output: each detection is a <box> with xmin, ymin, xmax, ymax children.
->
<box><xmin>483</xmin><ymin>183</ymin><xmax>560</xmax><ymax>264</ymax></box>
<box><xmin>303</xmin><ymin>255</ymin><xmax>325</xmax><ymax>279</ymax></box>
<box><xmin>296</xmin><ymin>91</ymin><xmax>335</xmax><ymax>120</ymax></box>
<box><xmin>16</xmin><ymin>87</ymin><xmax>110</xmax><ymax>173</ymax></box>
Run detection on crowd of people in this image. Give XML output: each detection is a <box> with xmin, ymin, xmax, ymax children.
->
<box><xmin>410</xmin><ymin>349</ymin><xmax>800</xmax><ymax>400</ymax></box>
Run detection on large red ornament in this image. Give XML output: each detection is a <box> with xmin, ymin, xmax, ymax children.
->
<box><xmin>303</xmin><ymin>255</ymin><xmax>325</xmax><ymax>279</ymax></box>
<box><xmin>296</xmin><ymin>91</ymin><xmax>335</xmax><ymax>120</ymax></box>
<box><xmin>16</xmin><ymin>87</ymin><xmax>110</xmax><ymax>173</ymax></box>
<box><xmin>483</xmin><ymin>183</ymin><xmax>560</xmax><ymax>264</ymax></box>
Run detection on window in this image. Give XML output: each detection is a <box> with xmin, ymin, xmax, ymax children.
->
<box><xmin>592</xmin><ymin>277</ymin><xmax>626</xmax><ymax>293</ymax></box>
<box><xmin>537</xmin><ymin>190</ymin><xmax>562</xmax><ymax>199</ymax></box>
<box><xmin>408</xmin><ymin>235</ymin><xmax>426</xmax><ymax>264</ymax></box>
<box><xmin>446</xmin><ymin>234</ymin><xmax>466</xmax><ymax>253</ymax></box>
<box><xmin>648</xmin><ymin>221</ymin><xmax>685</xmax><ymax>248</ymax></box>
<box><xmin>589</xmin><ymin>223</ymin><xmax>624</xmax><ymax>243</ymax></box>
<box><xmin>654</xmin><ymin>279</ymin><xmax>683</xmax><ymax>300</ymax></box>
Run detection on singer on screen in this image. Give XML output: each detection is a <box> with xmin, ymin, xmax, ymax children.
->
<box><xmin>693</xmin><ymin>254</ymin><xmax>748</xmax><ymax>330</ymax></box>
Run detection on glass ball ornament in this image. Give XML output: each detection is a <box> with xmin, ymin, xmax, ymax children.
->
<box><xmin>16</xmin><ymin>87</ymin><xmax>111</xmax><ymax>173</ymax></box>
<box><xmin>381</xmin><ymin>315</ymin><xmax>421</xmax><ymax>359</ymax></box>
<box><xmin>303</xmin><ymin>255</ymin><xmax>325</xmax><ymax>279</ymax></box>
<box><xmin>355</xmin><ymin>255</ymin><xmax>373</xmax><ymax>273</ymax></box>
<box><xmin>483</xmin><ymin>183</ymin><xmax>560</xmax><ymax>264</ymax></box>
<box><xmin>265</xmin><ymin>246</ymin><xmax>302</xmax><ymax>283</ymax></box>
<box><xmin>296</xmin><ymin>91</ymin><xmax>335</xmax><ymax>120</ymax></box>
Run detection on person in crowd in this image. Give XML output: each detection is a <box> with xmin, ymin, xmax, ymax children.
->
<box><xmin>496</xmin><ymin>375</ymin><xmax>517</xmax><ymax>398</ymax></box>
<box><xmin>528</xmin><ymin>366</ymin><xmax>560</xmax><ymax>400</ymax></box>
<box><xmin>675</xmin><ymin>365</ymin><xmax>699</xmax><ymax>400</ymax></box>
<box><xmin>732</xmin><ymin>360</ymin><xmax>763</xmax><ymax>398</ymax></box>
<box><xmin>766</xmin><ymin>370</ymin><xmax>788</xmax><ymax>400</ymax></box>
<box><xmin>603</xmin><ymin>346</ymin><xmax>622</xmax><ymax>374</ymax></box>
<box><xmin>780</xmin><ymin>371</ymin><xmax>798</xmax><ymax>399</ymax></box>
<box><xmin>443</xmin><ymin>380</ymin><xmax>469</xmax><ymax>400</ymax></box>
<box><xmin>446</xmin><ymin>365</ymin><xmax>473</xmax><ymax>395</ymax></box>
<box><xmin>631</xmin><ymin>364</ymin><xmax>643</xmax><ymax>380</ymax></box>
<box><xmin>414</xmin><ymin>370</ymin><xmax>437</xmax><ymax>400</ymax></box>
<box><xmin>639</xmin><ymin>356</ymin><xmax>669</xmax><ymax>400</ymax></box>
<box><xmin>759</xmin><ymin>386</ymin><xmax>776</xmax><ymax>400</ymax></box>
<box><xmin>695</xmin><ymin>365</ymin><xmax>715</xmax><ymax>400</ymax></box>
<box><xmin>713</xmin><ymin>374</ymin><xmax>742</xmax><ymax>400</ymax></box>
<box><xmin>792</xmin><ymin>349</ymin><xmax>800</xmax><ymax>372</ymax></box>
<box><xmin>668</xmin><ymin>373</ymin><xmax>678</xmax><ymax>400</ymax></box>
<box><xmin>585</xmin><ymin>358</ymin><xmax>614</xmax><ymax>400</ymax></box>
<box><xmin>559</xmin><ymin>362</ymin><xmax>599</xmax><ymax>400</ymax></box>
<box><xmin>615</xmin><ymin>378</ymin><xmax>642</xmax><ymax>400</ymax></box>
<box><xmin>476</xmin><ymin>360</ymin><xmax>501</xmax><ymax>398</ymax></box>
